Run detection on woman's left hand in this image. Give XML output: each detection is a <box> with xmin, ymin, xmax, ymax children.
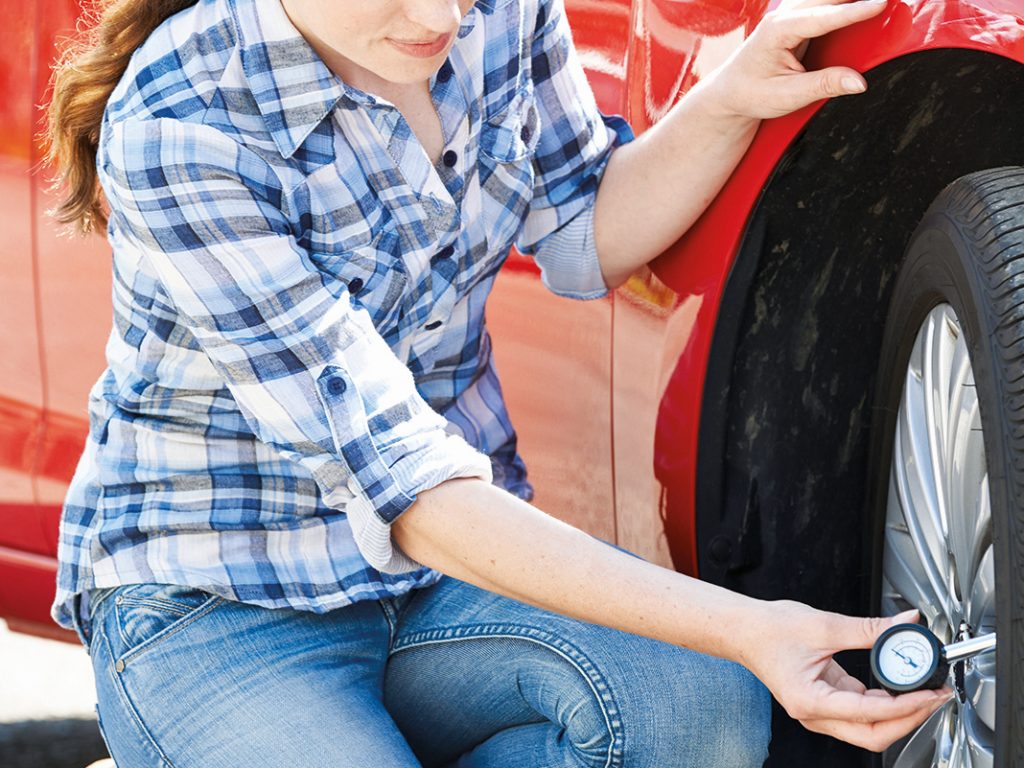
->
<box><xmin>593</xmin><ymin>0</ymin><xmax>889</xmax><ymax>284</ymax></box>
<box><xmin>703</xmin><ymin>0</ymin><xmax>889</xmax><ymax>121</ymax></box>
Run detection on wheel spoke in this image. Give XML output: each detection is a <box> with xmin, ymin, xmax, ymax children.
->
<box><xmin>948</xmin><ymin>715</ymin><xmax>965</xmax><ymax>768</ymax></box>
<box><xmin>965</xmin><ymin>662</ymin><xmax>997</xmax><ymax>733</ymax></box>
<box><xmin>962</xmin><ymin>705</ymin><xmax>995</xmax><ymax>768</ymax></box>
<box><xmin>883</xmin><ymin>486</ymin><xmax>946</xmax><ymax>627</ymax></box>
<box><xmin>902</xmin><ymin>332</ymin><xmax>945</xmax><ymax>542</ymax></box>
<box><xmin>891</xmin><ymin>703</ymin><xmax>950</xmax><ymax>767</ymax></box>
<box><xmin>967</xmin><ymin>545</ymin><xmax>996</xmax><ymax>632</ymax></box>
<box><xmin>893</xmin><ymin>415</ymin><xmax>954</xmax><ymax>621</ymax></box>
<box><xmin>946</xmin><ymin>344</ymin><xmax>984</xmax><ymax>603</ymax></box>
<box><xmin>922</xmin><ymin>308</ymin><xmax>953</xmax><ymax>535</ymax></box>
<box><xmin>899</xmin><ymin>318</ymin><xmax>961</xmax><ymax>617</ymax></box>
<box><xmin>935</xmin><ymin>705</ymin><xmax>956</xmax><ymax>768</ymax></box>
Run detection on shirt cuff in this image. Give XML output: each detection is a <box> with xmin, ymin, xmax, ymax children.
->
<box><xmin>531</xmin><ymin>201</ymin><xmax>608</xmax><ymax>300</ymax></box>
<box><xmin>315</xmin><ymin>365</ymin><xmax>493</xmax><ymax>573</ymax></box>
<box><xmin>342</xmin><ymin>433</ymin><xmax>493</xmax><ymax>573</ymax></box>
<box><xmin>526</xmin><ymin>113</ymin><xmax>633</xmax><ymax>300</ymax></box>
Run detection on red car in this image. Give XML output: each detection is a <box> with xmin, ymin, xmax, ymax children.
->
<box><xmin>3</xmin><ymin>0</ymin><xmax>1023</xmax><ymax>765</ymax></box>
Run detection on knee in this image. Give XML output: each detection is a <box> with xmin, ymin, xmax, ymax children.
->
<box><xmin>619</xmin><ymin>657</ymin><xmax>771</xmax><ymax>768</ymax></box>
<box><xmin>562</xmin><ymin>690</ymin><xmax>619</xmax><ymax>768</ymax></box>
<box><xmin>696</xmin><ymin>664</ymin><xmax>772</xmax><ymax>768</ymax></box>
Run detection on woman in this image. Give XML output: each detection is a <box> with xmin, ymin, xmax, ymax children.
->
<box><xmin>45</xmin><ymin>0</ymin><xmax>948</xmax><ymax>765</ymax></box>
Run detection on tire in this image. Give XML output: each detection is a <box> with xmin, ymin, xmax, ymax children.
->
<box><xmin>867</xmin><ymin>167</ymin><xmax>1024</xmax><ymax>767</ymax></box>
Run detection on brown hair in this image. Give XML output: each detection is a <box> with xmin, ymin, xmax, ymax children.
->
<box><xmin>43</xmin><ymin>0</ymin><xmax>199</xmax><ymax>235</ymax></box>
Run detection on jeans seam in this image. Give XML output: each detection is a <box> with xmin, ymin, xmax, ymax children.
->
<box><xmin>390</xmin><ymin>623</ymin><xmax>624</xmax><ymax>768</ymax></box>
<box><xmin>378</xmin><ymin>599</ymin><xmax>398</xmax><ymax>648</ymax></box>
<box><xmin>95</xmin><ymin>624</ymin><xmax>176</xmax><ymax>768</ymax></box>
<box><xmin>118</xmin><ymin>595</ymin><xmax>223</xmax><ymax>664</ymax></box>
<box><xmin>117</xmin><ymin>596</ymin><xmax>193</xmax><ymax>615</ymax></box>
<box><xmin>88</xmin><ymin>588</ymin><xmax>119</xmax><ymax>626</ymax></box>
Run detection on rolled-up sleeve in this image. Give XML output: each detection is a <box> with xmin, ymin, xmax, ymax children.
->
<box><xmin>99</xmin><ymin>117</ymin><xmax>492</xmax><ymax>574</ymax></box>
<box><xmin>515</xmin><ymin>0</ymin><xmax>634</xmax><ymax>300</ymax></box>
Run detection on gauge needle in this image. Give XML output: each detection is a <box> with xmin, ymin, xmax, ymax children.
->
<box><xmin>893</xmin><ymin>650</ymin><xmax>919</xmax><ymax>668</ymax></box>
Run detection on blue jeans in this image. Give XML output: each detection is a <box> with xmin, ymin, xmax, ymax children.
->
<box><xmin>76</xmin><ymin>576</ymin><xmax>770</xmax><ymax>767</ymax></box>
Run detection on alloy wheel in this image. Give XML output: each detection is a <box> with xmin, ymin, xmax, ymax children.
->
<box><xmin>881</xmin><ymin>303</ymin><xmax>996</xmax><ymax>768</ymax></box>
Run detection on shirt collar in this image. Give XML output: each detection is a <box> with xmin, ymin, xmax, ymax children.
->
<box><xmin>229</xmin><ymin>0</ymin><xmax>345</xmax><ymax>159</ymax></box>
<box><xmin>474</xmin><ymin>0</ymin><xmax>513</xmax><ymax>12</ymax></box>
<box><xmin>227</xmin><ymin>0</ymin><xmax>510</xmax><ymax>158</ymax></box>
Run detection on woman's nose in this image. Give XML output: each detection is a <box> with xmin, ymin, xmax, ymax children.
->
<box><xmin>401</xmin><ymin>0</ymin><xmax>462</xmax><ymax>34</ymax></box>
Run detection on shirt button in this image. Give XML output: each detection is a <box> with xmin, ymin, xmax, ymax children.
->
<box><xmin>425</xmin><ymin>320</ymin><xmax>443</xmax><ymax>331</ymax></box>
<box><xmin>348</xmin><ymin>277</ymin><xmax>364</xmax><ymax>295</ymax></box>
<box><xmin>433</xmin><ymin>245</ymin><xmax>455</xmax><ymax>262</ymax></box>
<box><xmin>115</xmin><ymin>659</ymin><xmax>126</xmax><ymax>673</ymax></box>
<box><xmin>520</xmin><ymin>124</ymin><xmax>532</xmax><ymax>143</ymax></box>
<box><xmin>327</xmin><ymin>377</ymin><xmax>347</xmax><ymax>395</ymax></box>
<box><xmin>437</xmin><ymin>61</ymin><xmax>453</xmax><ymax>83</ymax></box>
<box><xmin>442</xmin><ymin>150</ymin><xmax>458</xmax><ymax>168</ymax></box>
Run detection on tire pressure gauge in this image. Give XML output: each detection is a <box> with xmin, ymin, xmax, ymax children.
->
<box><xmin>870</xmin><ymin>623</ymin><xmax>996</xmax><ymax>695</ymax></box>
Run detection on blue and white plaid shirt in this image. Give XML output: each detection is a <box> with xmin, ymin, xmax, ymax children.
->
<box><xmin>53</xmin><ymin>0</ymin><xmax>631</xmax><ymax>628</ymax></box>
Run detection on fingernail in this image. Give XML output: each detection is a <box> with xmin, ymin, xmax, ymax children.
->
<box><xmin>892</xmin><ymin>609</ymin><xmax>919</xmax><ymax>624</ymax></box>
<box><xmin>843</xmin><ymin>76</ymin><xmax>867</xmax><ymax>94</ymax></box>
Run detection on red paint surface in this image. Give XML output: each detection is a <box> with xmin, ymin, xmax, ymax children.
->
<box><xmin>0</xmin><ymin>543</ymin><xmax>67</xmax><ymax>637</ymax></box>
<box><xmin>0</xmin><ymin>0</ymin><xmax>45</xmax><ymax>534</ymax></box>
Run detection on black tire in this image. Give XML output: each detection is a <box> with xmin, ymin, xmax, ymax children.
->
<box><xmin>867</xmin><ymin>167</ymin><xmax>1024</xmax><ymax>766</ymax></box>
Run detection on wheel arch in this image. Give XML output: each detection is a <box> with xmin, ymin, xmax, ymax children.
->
<box><xmin>694</xmin><ymin>47</ymin><xmax>1024</xmax><ymax>605</ymax></box>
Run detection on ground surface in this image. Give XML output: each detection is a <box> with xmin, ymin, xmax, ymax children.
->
<box><xmin>0</xmin><ymin>620</ymin><xmax>110</xmax><ymax>767</ymax></box>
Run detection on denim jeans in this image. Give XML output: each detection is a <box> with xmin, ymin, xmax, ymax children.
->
<box><xmin>75</xmin><ymin>576</ymin><xmax>771</xmax><ymax>767</ymax></box>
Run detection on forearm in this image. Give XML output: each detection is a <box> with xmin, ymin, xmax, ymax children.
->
<box><xmin>393</xmin><ymin>477</ymin><xmax>766</xmax><ymax>666</ymax></box>
<box><xmin>593</xmin><ymin>79</ymin><xmax>759</xmax><ymax>289</ymax></box>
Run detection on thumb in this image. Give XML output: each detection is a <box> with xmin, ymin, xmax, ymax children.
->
<box><xmin>826</xmin><ymin>608</ymin><xmax>920</xmax><ymax>651</ymax></box>
<box><xmin>785</xmin><ymin>66</ymin><xmax>868</xmax><ymax>106</ymax></box>
<box><xmin>817</xmin><ymin>66</ymin><xmax>868</xmax><ymax>97</ymax></box>
<box><xmin>889</xmin><ymin>608</ymin><xmax>922</xmax><ymax>627</ymax></box>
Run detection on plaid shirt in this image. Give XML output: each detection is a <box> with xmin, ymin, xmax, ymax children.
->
<box><xmin>53</xmin><ymin>0</ymin><xmax>631</xmax><ymax>628</ymax></box>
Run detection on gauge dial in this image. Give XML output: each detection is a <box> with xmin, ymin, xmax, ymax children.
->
<box><xmin>870</xmin><ymin>623</ymin><xmax>948</xmax><ymax>694</ymax></box>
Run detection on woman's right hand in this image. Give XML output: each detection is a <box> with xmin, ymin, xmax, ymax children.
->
<box><xmin>741</xmin><ymin>601</ymin><xmax>952</xmax><ymax>752</ymax></box>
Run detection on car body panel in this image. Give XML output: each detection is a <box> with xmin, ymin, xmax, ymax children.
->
<box><xmin>33</xmin><ymin>0</ymin><xmax>109</xmax><ymax>522</ymax></box>
<box><xmin>0</xmin><ymin>0</ymin><xmax>47</xmax><ymax>565</ymax></box>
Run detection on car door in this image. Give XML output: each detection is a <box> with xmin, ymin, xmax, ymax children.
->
<box><xmin>485</xmin><ymin>0</ymin><xmax>631</xmax><ymax>542</ymax></box>
<box><xmin>32</xmin><ymin>0</ymin><xmax>112</xmax><ymax>555</ymax></box>
<box><xmin>0</xmin><ymin>0</ymin><xmax>47</xmax><ymax>558</ymax></box>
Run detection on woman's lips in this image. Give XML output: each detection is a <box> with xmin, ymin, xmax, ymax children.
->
<box><xmin>387</xmin><ymin>31</ymin><xmax>453</xmax><ymax>59</ymax></box>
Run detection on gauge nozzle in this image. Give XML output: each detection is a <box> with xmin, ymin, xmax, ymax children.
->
<box><xmin>943</xmin><ymin>632</ymin><xmax>996</xmax><ymax>663</ymax></box>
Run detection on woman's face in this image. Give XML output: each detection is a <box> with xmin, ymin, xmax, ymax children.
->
<box><xmin>280</xmin><ymin>0</ymin><xmax>477</xmax><ymax>89</ymax></box>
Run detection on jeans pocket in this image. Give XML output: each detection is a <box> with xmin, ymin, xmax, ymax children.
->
<box><xmin>112</xmin><ymin>583</ymin><xmax>222</xmax><ymax>661</ymax></box>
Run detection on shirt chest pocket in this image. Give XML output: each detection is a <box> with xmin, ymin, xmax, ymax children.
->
<box><xmin>478</xmin><ymin>85</ymin><xmax>542</xmax><ymax>251</ymax></box>
<box><xmin>311</xmin><ymin>229</ymin><xmax>408</xmax><ymax>330</ymax></box>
